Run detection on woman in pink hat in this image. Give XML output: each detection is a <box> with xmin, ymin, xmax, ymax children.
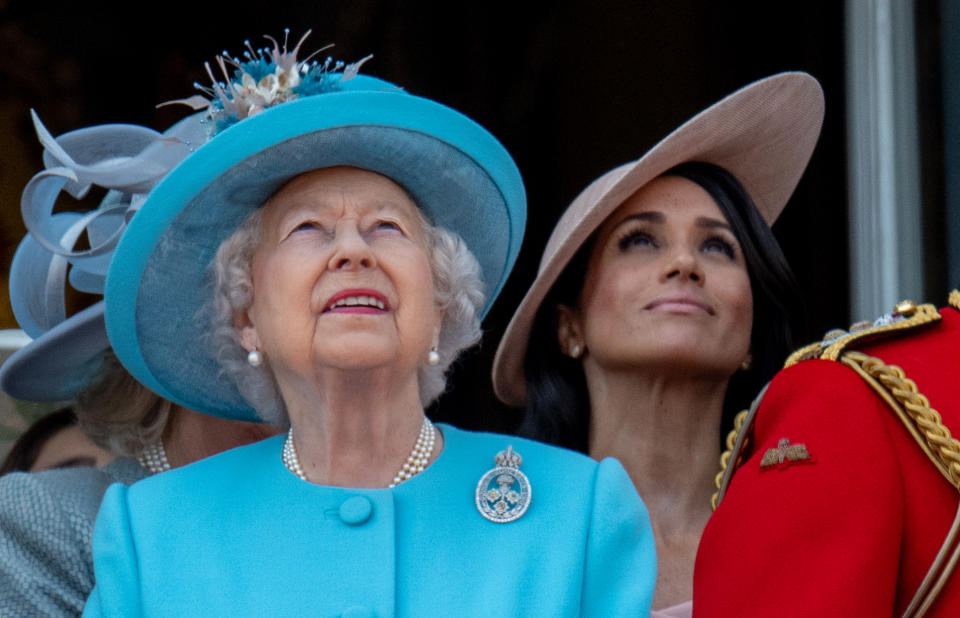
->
<box><xmin>492</xmin><ymin>72</ymin><xmax>824</xmax><ymax>614</ymax></box>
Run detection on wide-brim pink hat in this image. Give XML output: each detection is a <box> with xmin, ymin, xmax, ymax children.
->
<box><xmin>492</xmin><ymin>71</ymin><xmax>825</xmax><ymax>406</ymax></box>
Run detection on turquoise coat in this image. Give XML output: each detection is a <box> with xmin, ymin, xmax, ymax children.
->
<box><xmin>83</xmin><ymin>425</ymin><xmax>656</xmax><ymax>616</ymax></box>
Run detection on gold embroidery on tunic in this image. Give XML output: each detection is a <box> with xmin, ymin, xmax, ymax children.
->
<box><xmin>759</xmin><ymin>438</ymin><xmax>811</xmax><ymax>469</ymax></box>
<box><xmin>785</xmin><ymin>302</ymin><xmax>941</xmax><ymax>367</ymax></box>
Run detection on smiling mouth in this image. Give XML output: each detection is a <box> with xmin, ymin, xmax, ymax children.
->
<box><xmin>323</xmin><ymin>289</ymin><xmax>389</xmax><ymax>314</ymax></box>
<box><xmin>644</xmin><ymin>298</ymin><xmax>714</xmax><ymax>315</ymax></box>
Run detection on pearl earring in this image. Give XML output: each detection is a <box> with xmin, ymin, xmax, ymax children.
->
<box><xmin>569</xmin><ymin>344</ymin><xmax>582</xmax><ymax>359</ymax></box>
<box><xmin>740</xmin><ymin>355</ymin><xmax>753</xmax><ymax>371</ymax></box>
<box><xmin>247</xmin><ymin>348</ymin><xmax>262</xmax><ymax>368</ymax></box>
<box><xmin>428</xmin><ymin>347</ymin><xmax>440</xmax><ymax>366</ymax></box>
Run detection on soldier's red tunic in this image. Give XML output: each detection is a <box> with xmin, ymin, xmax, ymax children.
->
<box><xmin>695</xmin><ymin>297</ymin><xmax>960</xmax><ymax>617</ymax></box>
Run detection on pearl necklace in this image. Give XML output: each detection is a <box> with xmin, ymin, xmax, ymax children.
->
<box><xmin>138</xmin><ymin>441</ymin><xmax>172</xmax><ymax>474</ymax></box>
<box><xmin>281</xmin><ymin>418</ymin><xmax>436</xmax><ymax>488</ymax></box>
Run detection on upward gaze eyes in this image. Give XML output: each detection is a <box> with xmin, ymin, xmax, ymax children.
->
<box><xmin>617</xmin><ymin>229</ymin><xmax>657</xmax><ymax>251</ymax></box>
<box><xmin>702</xmin><ymin>236</ymin><xmax>736</xmax><ymax>259</ymax></box>
<box><xmin>292</xmin><ymin>221</ymin><xmax>321</xmax><ymax>234</ymax></box>
<box><xmin>616</xmin><ymin>228</ymin><xmax>737</xmax><ymax>260</ymax></box>
<box><xmin>288</xmin><ymin>218</ymin><xmax>405</xmax><ymax>238</ymax></box>
<box><xmin>374</xmin><ymin>220</ymin><xmax>403</xmax><ymax>233</ymax></box>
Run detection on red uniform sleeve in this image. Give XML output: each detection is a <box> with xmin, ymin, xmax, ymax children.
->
<box><xmin>694</xmin><ymin>359</ymin><xmax>905</xmax><ymax>617</ymax></box>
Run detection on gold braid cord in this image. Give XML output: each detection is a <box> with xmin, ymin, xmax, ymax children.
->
<box><xmin>841</xmin><ymin>350</ymin><xmax>960</xmax><ymax>618</ymax></box>
<box><xmin>712</xmin><ymin>409</ymin><xmax>749</xmax><ymax>510</ymax></box>
<box><xmin>841</xmin><ymin>351</ymin><xmax>960</xmax><ymax>488</ymax></box>
<box><xmin>950</xmin><ymin>289</ymin><xmax>960</xmax><ymax>311</ymax></box>
<box><xmin>714</xmin><ymin>299</ymin><xmax>945</xmax><ymax>513</ymax></box>
<box><xmin>711</xmin><ymin>384</ymin><xmax>769</xmax><ymax>511</ymax></box>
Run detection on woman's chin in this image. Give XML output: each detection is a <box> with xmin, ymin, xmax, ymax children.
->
<box><xmin>308</xmin><ymin>347</ymin><xmax>409</xmax><ymax>374</ymax></box>
<box><xmin>592</xmin><ymin>345</ymin><xmax>742</xmax><ymax>378</ymax></box>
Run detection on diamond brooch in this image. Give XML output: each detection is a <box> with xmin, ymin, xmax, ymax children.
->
<box><xmin>475</xmin><ymin>445</ymin><xmax>531</xmax><ymax>523</ymax></box>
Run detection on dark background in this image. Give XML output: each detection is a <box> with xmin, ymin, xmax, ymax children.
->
<box><xmin>0</xmin><ymin>0</ymin><xmax>850</xmax><ymax>432</ymax></box>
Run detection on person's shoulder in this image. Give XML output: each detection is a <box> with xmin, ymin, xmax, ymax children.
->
<box><xmin>0</xmin><ymin>469</ymin><xmax>113</xmax><ymax>615</ymax></box>
<box><xmin>785</xmin><ymin>296</ymin><xmax>955</xmax><ymax>367</ymax></box>
<box><xmin>441</xmin><ymin>423</ymin><xmax>596</xmax><ymax>470</ymax></box>
<box><xmin>1</xmin><ymin>465</ymin><xmax>117</xmax><ymax>510</ymax></box>
<box><xmin>756</xmin><ymin>293</ymin><xmax>956</xmax><ymax>420</ymax></box>
<box><xmin>128</xmin><ymin>434</ymin><xmax>282</xmax><ymax>498</ymax></box>
<box><xmin>0</xmin><ymin>466</ymin><xmax>121</xmax><ymax>541</ymax></box>
<box><xmin>438</xmin><ymin>423</ymin><xmax>621</xmax><ymax>502</ymax></box>
<box><xmin>767</xmin><ymin>294</ymin><xmax>959</xmax><ymax>423</ymax></box>
<box><xmin>714</xmin><ymin>293</ymin><xmax>960</xmax><ymax>506</ymax></box>
<box><xmin>438</xmin><ymin>425</ymin><xmax>639</xmax><ymax>534</ymax></box>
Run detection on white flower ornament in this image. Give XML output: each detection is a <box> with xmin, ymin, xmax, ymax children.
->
<box><xmin>162</xmin><ymin>29</ymin><xmax>373</xmax><ymax>135</ymax></box>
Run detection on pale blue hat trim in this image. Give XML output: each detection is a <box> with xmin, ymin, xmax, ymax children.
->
<box><xmin>0</xmin><ymin>302</ymin><xmax>109</xmax><ymax>401</ymax></box>
<box><xmin>2</xmin><ymin>112</ymin><xmax>201</xmax><ymax>401</ymax></box>
<box><xmin>106</xmin><ymin>76</ymin><xmax>526</xmax><ymax>420</ymax></box>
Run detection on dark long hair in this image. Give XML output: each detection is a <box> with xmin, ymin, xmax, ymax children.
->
<box><xmin>0</xmin><ymin>407</ymin><xmax>79</xmax><ymax>475</ymax></box>
<box><xmin>520</xmin><ymin>161</ymin><xmax>805</xmax><ymax>453</ymax></box>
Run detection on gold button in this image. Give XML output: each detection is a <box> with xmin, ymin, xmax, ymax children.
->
<box><xmin>894</xmin><ymin>300</ymin><xmax>917</xmax><ymax>316</ymax></box>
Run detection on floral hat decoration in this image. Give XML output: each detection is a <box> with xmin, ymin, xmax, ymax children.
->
<box><xmin>101</xmin><ymin>31</ymin><xmax>526</xmax><ymax>421</ymax></box>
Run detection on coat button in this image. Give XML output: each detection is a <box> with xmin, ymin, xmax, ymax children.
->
<box><xmin>341</xmin><ymin>606</ymin><xmax>375</xmax><ymax>618</ymax></box>
<box><xmin>339</xmin><ymin>496</ymin><xmax>373</xmax><ymax>525</ymax></box>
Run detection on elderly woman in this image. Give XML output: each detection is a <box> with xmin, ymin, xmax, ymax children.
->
<box><xmin>0</xmin><ymin>115</ymin><xmax>277</xmax><ymax>616</ymax></box>
<box><xmin>81</xmin><ymin>34</ymin><xmax>655</xmax><ymax>615</ymax></box>
<box><xmin>492</xmin><ymin>73</ymin><xmax>824</xmax><ymax>615</ymax></box>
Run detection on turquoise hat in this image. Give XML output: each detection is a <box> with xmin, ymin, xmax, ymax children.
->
<box><xmin>104</xmin><ymin>35</ymin><xmax>526</xmax><ymax>421</ymax></box>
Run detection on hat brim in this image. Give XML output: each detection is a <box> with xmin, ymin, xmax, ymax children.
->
<box><xmin>0</xmin><ymin>302</ymin><xmax>109</xmax><ymax>401</ymax></box>
<box><xmin>106</xmin><ymin>76</ymin><xmax>526</xmax><ymax>421</ymax></box>
<box><xmin>492</xmin><ymin>72</ymin><xmax>825</xmax><ymax>406</ymax></box>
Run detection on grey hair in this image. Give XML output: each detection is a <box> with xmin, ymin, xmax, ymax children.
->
<box><xmin>75</xmin><ymin>352</ymin><xmax>171</xmax><ymax>457</ymax></box>
<box><xmin>208</xmin><ymin>207</ymin><xmax>485</xmax><ymax>425</ymax></box>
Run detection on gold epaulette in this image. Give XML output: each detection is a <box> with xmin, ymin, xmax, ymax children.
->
<box><xmin>784</xmin><ymin>300</ymin><xmax>942</xmax><ymax>367</ymax></box>
<box><xmin>713</xmin><ymin>292</ymin><xmax>960</xmax><ymax>616</ymax></box>
<box><xmin>712</xmin><ymin>295</ymin><xmax>954</xmax><ymax>511</ymax></box>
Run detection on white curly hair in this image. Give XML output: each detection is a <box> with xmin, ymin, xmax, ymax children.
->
<box><xmin>208</xmin><ymin>202</ymin><xmax>486</xmax><ymax>426</ymax></box>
